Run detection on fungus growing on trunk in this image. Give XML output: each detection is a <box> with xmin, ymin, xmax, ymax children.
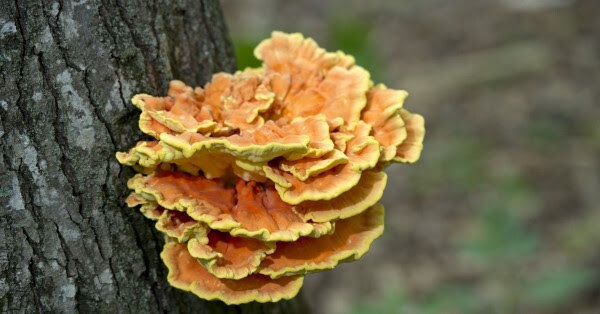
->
<box><xmin>117</xmin><ymin>31</ymin><xmax>425</xmax><ymax>304</ymax></box>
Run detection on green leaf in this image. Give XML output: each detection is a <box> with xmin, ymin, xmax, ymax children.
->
<box><xmin>461</xmin><ymin>207</ymin><xmax>539</xmax><ymax>263</ymax></box>
<box><xmin>524</xmin><ymin>267</ymin><xmax>597</xmax><ymax>308</ymax></box>
<box><xmin>232</xmin><ymin>38</ymin><xmax>261</xmax><ymax>70</ymax></box>
<box><xmin>421</xmin><ymin>285</ymin><xmax>485</xmax><ymax>314</ymax></box>
<box><xmin>351</xmin><ymin>290</ymin><xmax>412</xmax><ymax>314</ymax></box>
<box><xmin>526</xmin><ymin>117</ymin><xmax>568</xmax><ymax>146</ymax></box>
<box><xmin>329</xmin><ymin>17</ymin><xmax>383</xmax><ymax>82</ymax></box>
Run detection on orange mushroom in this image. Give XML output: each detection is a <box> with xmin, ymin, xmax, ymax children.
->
<box><xmin>128</xmin><ymin>171</ymin><xmax>333</xmax><ymax>242</ymax></box>
<box><xmin>187</xmin><ymin>230</ymin><xmax>275</xmax><ymax>280</ymax></box>
<box><xmin>258</xmin><ymin>204</ymin><xmax>384</xmax><ymax>278</ymax></box>
<box><xmin>161</xmin><ymin>241</ymin><xmax>303</xmax><ymax>304</ymax></box>
<box><xmin>255</xmin><ymin>31</ymin><xmax>370</xmax><ymax>128</ymax></box>
<box><xmin>362</xmin><ymin>84</ymin><xmax>408</xmax><ymax>161</ymax></box>
<box><xmin>117</xmin><ymin>31</ymin><xmax>425</xmax><ymax>304</ymax></box>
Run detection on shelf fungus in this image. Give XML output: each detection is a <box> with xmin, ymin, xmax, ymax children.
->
<box><xmin>117</xmin><ymin>31</ymin><xmax>425</xmax><ymax>304</ymax></box>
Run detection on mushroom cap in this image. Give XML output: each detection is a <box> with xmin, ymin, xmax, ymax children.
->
<box><xmin>117</xmin><ymin>31</ymin><xmax>426</xmax><ymax>304</ymax></box>
<box><xmin>295</xmin><ymin>170</ymin><xmax>387</xmax><ymax>223</ymax></box>
<box><xmin>393</xmin><ymin>109</ymin><xmax>426</xmax><ymax>163</ymax></box>
<box><xmin>188</xmin><ymin>230</ymin><xmax>275</xmax><ymax>280</ymax></box>
<box><xmin>255</xmin><ymin>31</ymin><xmax>370</xmax><ymax>128</ymax></box>
<box><xmin>362</xmin><ymin>84</ymin><xmax>409</xmax><ymax>162</ymax></box>
<box><xmin>128</xmin><ymin>171</ymin><xmax>334</xmax><ymax>242</ymax></box>
<box><xmin>263</xmin><ymin>121</ymin><xmax>381</xmax><ymax>204</ymax></box>
<box><xmin>134</xmin><ymin>70</ymin><xmax>277</xmax><ymax>138</ymax></box>
<box><xmin>161</xmin><ymin>241</ymin><xmax>303</xmax><ymax>304</ymax></box>
<box><xmin>258</xmin><ymin>204</ymin><xmax>384</xmax><ymax>278</ymax></box>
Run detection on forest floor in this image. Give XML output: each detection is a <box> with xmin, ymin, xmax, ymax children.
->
<box><xmin>221</xmin><ymin>1</ymin><xmax>600</xmax><ymax>313</ymax></box>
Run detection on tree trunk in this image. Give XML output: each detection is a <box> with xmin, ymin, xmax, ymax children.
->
<box><xmin>0</xmin><ymin>0</ymin><xmax>308</xmax><ymax>313</ymax></box>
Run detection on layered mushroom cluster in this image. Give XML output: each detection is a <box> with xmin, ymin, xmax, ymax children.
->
<box><xmin>117</xmin><ymin>32</ymin><xmax>425</xmax><ymax>304</ymax></box>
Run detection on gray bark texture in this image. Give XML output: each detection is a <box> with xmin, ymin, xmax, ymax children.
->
<box><xmin>0</xmin><ymin>0</ymin><xmax>308</xmax><ymax>313</ymax></box>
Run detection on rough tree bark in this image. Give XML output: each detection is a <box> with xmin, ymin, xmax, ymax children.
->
<box><xmin>0</xmin><ymin>0</ymin><xmax>308</xmax><ymax>313</ymax></box>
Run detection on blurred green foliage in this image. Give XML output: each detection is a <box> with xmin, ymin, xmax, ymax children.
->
<box><xmin>524</xmin><ymin>267</ymin><xmax>597</xmax><ymax>309</ymax></box>
<box><xmin>351</xmin><ymin>169</ymin><xmax>597</xmax><ymax>313</ymax></box>
<box><xmin>560</xmin><ymin>209</ymin><xmax>600</xmax><ymax>259</ymax></box>
<box><xmin>233</xmin><ymin>38</ymin><xmax>262</xmax><ymax>70</ymax></box>
<box><xmin>412</xmin><ymin>136</ymin><xmax>487</xmax><ymax>196</ymax></box>
<box><xmin>328</xmin><ymin>17</ymin><xmax>383</xmax><ymax>82</ymax></box>
<box><xmin>351</xmin><ymin>286</ymin><xmax>484</xmax><ymax>314</ymax></box>
<box><xmin>351</xmin><ymin>289</ymin><xmax>410</xmax><ymax>314</ymax></box>
<box><xmin>419</xmin><ymin>286</ymin><xmax>485</xmax><ymax>314</ymax></box>
<box><xmin>526</xmin><ymin>117</ymin><xmax>569</xmax><ymax>147</ymax></box>
<box><xmin>352</xmin><ymin>265</ymin><xmax>597</xmax><ymax>314</ymax></box>
<box><xmin>461</xmin><ymin>206</ymin><xmax>539</xmax><ymax>263</ymax></box>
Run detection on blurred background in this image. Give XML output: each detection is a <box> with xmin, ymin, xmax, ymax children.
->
<box><xmin>221</xmin><ymin>1</ymin><xmax>600</xmax><ymax>313</ymax></box>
